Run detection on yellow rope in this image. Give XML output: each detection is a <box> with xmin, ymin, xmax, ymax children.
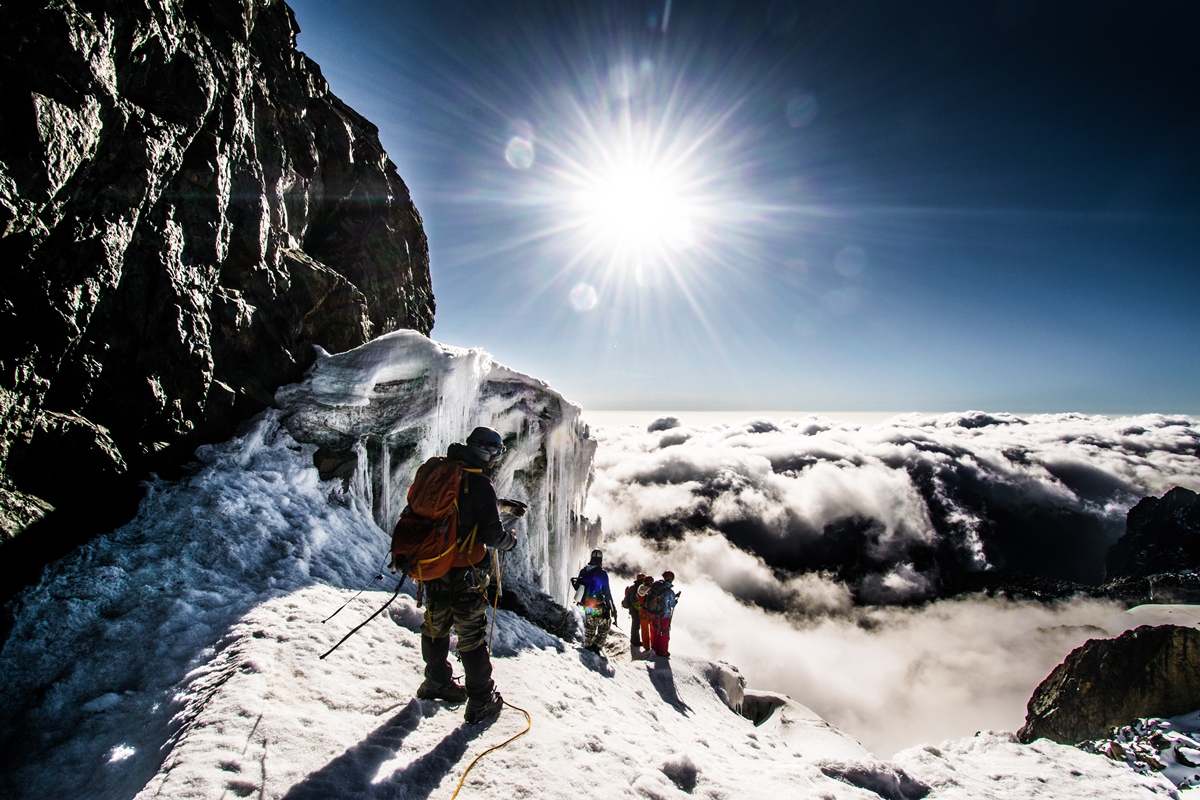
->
<box><xmin>449</xmin><ymin>700</ymin><xmax>532</xmax><ymax>799</ymax></box>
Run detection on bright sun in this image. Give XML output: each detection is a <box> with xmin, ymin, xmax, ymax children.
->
<box><xmin>572</xmin><ymin>161</ymin><xmax>697</xmax><ymax>259</ymax></box>
<box><xmin>500</xmin><ymin>62</ymin><xmax>744</xmax><ymax>288</ymax></box>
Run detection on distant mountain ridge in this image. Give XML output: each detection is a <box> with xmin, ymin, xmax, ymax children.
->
<box><xmin>0</xmin><ymin>0</ymin><xmax>433</xmax><ymax>598</ymax></box>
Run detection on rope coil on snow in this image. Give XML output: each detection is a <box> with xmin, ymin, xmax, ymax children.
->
<box><xmin>449</xmin><ymin>700</ymin><xmax>532</xmax><ymax>799</ymax></box>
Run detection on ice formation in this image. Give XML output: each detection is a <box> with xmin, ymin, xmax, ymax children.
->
<box><xmin>278</xmin><ymin>330</ymin><xmax>597</xmax><ymax>601</ymax></box>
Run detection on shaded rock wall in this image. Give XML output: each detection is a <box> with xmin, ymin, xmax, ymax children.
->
<box><xmin>0</xmin><ymin>0</ymin><xmax>433</xmax><ymax>593</ymax></box>
<box><xmin>1105</xmin><ymin>487</ymin><xmax>1200</xmax><ymax>582</ymax></box>
<box><xmin>1019</xmin><ymin>624</ymin><xmax>1200</xmax><ymax>745</ymax></box>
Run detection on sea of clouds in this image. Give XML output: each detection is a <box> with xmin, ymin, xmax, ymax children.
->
<box><xmin>586</xmin><ymin>411</ymin><xmax>1200</xmax><ymax>754</ymax></box>
<box><xmin>589</xmin><ymin>411</ymin><xmax>1200</xmax><ymax>605</ymax></box>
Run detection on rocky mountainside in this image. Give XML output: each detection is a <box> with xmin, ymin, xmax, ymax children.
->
<box><xmin>0</xmin><ymin>0</ymin><xmax>433</xmax><ymax>597</ymax></box>
<box><xmin>1019</xmin><ymin>624</ymin><xmax>1200</xmax><ymax>745</ymax></box>
<box><xmin>949</xmin><ymin>486</ymin><xmax>1200</xmax><ymax>607</ymax></box>
<box><xmin>1105</xmin><ymin>486</ymin><xmax>1200</xmax><ymax>582</ymax></box>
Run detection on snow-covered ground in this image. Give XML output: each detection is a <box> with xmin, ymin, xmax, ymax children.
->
<box><xmin>45</xmin><ymin>584</ymin><xmax>1190</xmax><ymax>799</ymax></box>
<box><xmin>1</xmin><ymin>333</ymin><xmax>1196</xmax><ymax>798</ymax></box>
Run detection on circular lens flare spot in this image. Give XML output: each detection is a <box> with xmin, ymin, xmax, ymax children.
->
<box><xmin>569</xmin><ymin>283</ymin><xmax>599</xmax><ymax>311</ymax></box>
<box><xmin>505</xmin><ymin>137</ymin><xmax>535</xmax><ymax>169</ymax></box>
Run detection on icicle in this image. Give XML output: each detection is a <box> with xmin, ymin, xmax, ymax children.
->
<box><xmin>380</xmin><ymin>437</ymin><xmax>391</xmax><ymax>532</ymax></box>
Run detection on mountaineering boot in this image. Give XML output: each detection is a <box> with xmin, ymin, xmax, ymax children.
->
<box><xmin>421</xmin><ymin>634</ymin><xmax>455</xmax><ymax>687</ymax></box>
<box><xmin>459</xmin><ymin>644</ymin><xmax>499</xmax><ymax>722</ymax></box>
<box><xmin>416</xmin><ymin>678</ymin><xmax>468</xmax><ymax>703</ymax></box>
<box><xmin>464</xmin><ymin>690</ymin><xmax>504</xmax><ymax>724</ymax></box>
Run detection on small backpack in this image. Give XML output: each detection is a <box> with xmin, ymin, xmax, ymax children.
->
<box><xmin>642</xmin><ymin>581</ymin><xmax>670</xmax><ymax>615</ymax></box>
<box><xmin>390</xmin><ymin>456</ymin><xmax>475</xmax><ymax>581</ymax></box>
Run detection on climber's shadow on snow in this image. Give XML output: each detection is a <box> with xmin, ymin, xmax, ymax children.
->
<box><xmin>281</xmin><ymin>699</ymin><xmax>487</xmax><ymax>800</ymax></box>
<box><xmin>577</xmin><ymin>648</ymin><xmax>617</xmax><ymax>677</ymax></box>
<box><xmin>647</xmin><ymin>659</ymin><xmax>691</xmax><ymax>715</ymax></box>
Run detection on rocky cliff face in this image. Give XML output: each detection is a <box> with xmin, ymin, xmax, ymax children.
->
<box><xmin>1105</xmin><ymin>487</ymin><xmax>1200</xmax><ymax>582</ymax></box>
<box><xmin>0</xmin><ymin>0</ymin><xmax>433</xmax><ymax>593</ymax></box>
<box><xmin>1019</xmin><ymin>625</ymin><xmax>1200</xmax><ymax>745</ymax></box>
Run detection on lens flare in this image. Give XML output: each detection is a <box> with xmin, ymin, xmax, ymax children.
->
<box><xmin>505</xmin><ymin>136</ymin><xmax>535</xmax><ymax>169</ymax></box>
<box><xmin>407</xmin><ymin>5</ymin><xmax>833</xmax><ymax>365</ymax></box>
<box><xmin>569</xmin><ymin>282</ymin><xmax>599</xmax><ymax>311</ymax></box>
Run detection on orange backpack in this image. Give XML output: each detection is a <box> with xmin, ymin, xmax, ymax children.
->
<box><xmin>390</xmin><ymin>457</ymin><xmax>483</xmax><ymax>581</ymax></box>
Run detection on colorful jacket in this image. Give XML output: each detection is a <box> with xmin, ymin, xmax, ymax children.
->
<box><xmin>576</xmin><ymin>564</ymin><xmax>616</xmax><ymax>616</ymax></box>
<box><xmin>659</xmin><ymin>581</ymin><xmax>678</xmax><ymax>618</ymax></box>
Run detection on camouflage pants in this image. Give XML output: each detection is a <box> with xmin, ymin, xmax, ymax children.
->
<box><xmin>420</xmin><ymin>566</ymin><xmax>493</xmax><ymax>695</ymax></box>
<box><xmin>583</xmin><ymin>607</ymin><xmax>611</xmax><ymax>650</ymax></box>
<box><xmin>421</xmin><ymin>566</ymin><xmax>489</xmax><ymax>653</ymax></box>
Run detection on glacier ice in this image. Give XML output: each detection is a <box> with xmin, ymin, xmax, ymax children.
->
<box><xmin>278</xmin><ymin>329</ymin><xmax>597</xmax><ymax>603</ymax></box>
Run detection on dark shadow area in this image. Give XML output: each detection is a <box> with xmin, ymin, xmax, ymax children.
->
<box><xmin>380</xmin><ymin>718</ymin><xmax>491</xmax><ymax>800</ymax></box>
<box><xmin>485</xmin><ymin>607</ymin><xmax>569</xmax><ymax>659</ymax></box>
<box><xmin>576</xmin><ymin>648</ymin><xmax>616</xmax><ymax>678</ymax></box>
<box><xmin>0</xmin><ymin>482</ymin><xmax>144</xmax><ymax>646</ymax></box>
<box><xmin>497</xmin><ymin>581</ymin><xmax>579</xmax><ymax>643</ymax></box>
<box><xmin>647</xmin><ymin>659</ymin><xmax>691</xmax><ymax>715</ymax></box>
<box><xmin>820</xmin><ymin>762</ymin><xmax>930</xmax><ymax>800</ymax></box>
<box><xmin>282</xmin><ymin>699</ymin><xmax>493</xmax><ymax>800</ymax></box>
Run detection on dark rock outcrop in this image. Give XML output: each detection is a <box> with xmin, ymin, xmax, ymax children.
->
<box><xmin>1105</xmin><ymin>487</ymin><xmax>1200</xmax><ymax>582</ymax></box>
<box><xmin>1018</xmin><ymin>624</ymin><xmax>1200</xmax><ymax>745</ymax></box>
<box><xmin>0</xmin><ymin>0</ymin><xmax>433</xmax><ymax>600</ymax></box>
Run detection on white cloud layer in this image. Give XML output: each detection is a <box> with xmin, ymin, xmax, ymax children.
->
<box><xmin>588</xmin><ymin>412</ymin><xmax>1200</xmax><ymax>602</ymax></box>
<box><xmin>588</xmin><ymin>412</ymin><xmax>1200</xmax><ymax>755</ymax></box>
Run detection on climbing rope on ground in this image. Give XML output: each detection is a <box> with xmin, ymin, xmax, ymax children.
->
<box><xmin>449</xmin><ymin>699</ymin><xmax>532</xmax><ymax>799</ymax></box>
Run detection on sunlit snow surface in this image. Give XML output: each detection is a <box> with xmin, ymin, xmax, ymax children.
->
<box><xmin>0</xmin><ymin>334</ymin><xmax>1196</xmax><ymax>798</ymax></box>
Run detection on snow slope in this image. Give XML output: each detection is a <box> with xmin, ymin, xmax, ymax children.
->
<box><xmin>130</xmin><ymin>585</ymin><xmax>1179</xmax><ymax>800</ymax></box>
<box><xmin>0</xmin><ymin>332</ymin><xmax>593</xmax><ymax>798</ymax></box>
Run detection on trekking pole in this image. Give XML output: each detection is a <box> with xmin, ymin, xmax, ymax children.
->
<box><xmin>320</xmin><ymin>561</ymin><xmax>409</xmax><ymax>660</ymax></box>
<box><xmin>321</xmin><ymin>561</ymin><xmax>390</xmax><ymax>624</ymax></box>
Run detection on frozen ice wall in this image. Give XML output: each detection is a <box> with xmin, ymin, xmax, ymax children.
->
<box><xmin>277</xmin><ymin>330</ymin><xmax>597</xmax><ymax>604</ymax></box>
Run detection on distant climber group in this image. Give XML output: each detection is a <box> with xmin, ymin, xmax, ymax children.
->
<box><xmin>570</xmin><ymin>550</ymin><xmax>679</xmax><ymax>658</ymax></box>
<box><xmin>623</xmin><ymin>569</ymin><xmax>679</xmax><ymax>658</ymax></box>
<box><xmin>380</xmin><ymin>424</ymin><xmax>681</xmax><ymax>727</ymax></box>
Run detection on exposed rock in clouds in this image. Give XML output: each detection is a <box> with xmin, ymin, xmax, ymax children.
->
<box><xmin>1019</xmin><ymin>624</ymin><xmax>1200</xmax><ymax>745</ymax></box>
<box><xmin>0</xmin><ymin>0</ymin><xmax>432</xmax><ymax>596</ymax></box>
<box><xmin>588</xmin><ymin>412</ymin><xmax>1200</xmax><ymax>609</ymax></box>
<box><xmin>1105</xmin><ymin>486</ymin><xmax>1200</xmax><ymax>581</ymax></box>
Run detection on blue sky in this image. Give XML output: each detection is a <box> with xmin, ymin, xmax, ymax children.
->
<box><xmin>288</xmin><ymin>0</ymin><xmax>1199</xmax><ymax>413</ymax></box>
